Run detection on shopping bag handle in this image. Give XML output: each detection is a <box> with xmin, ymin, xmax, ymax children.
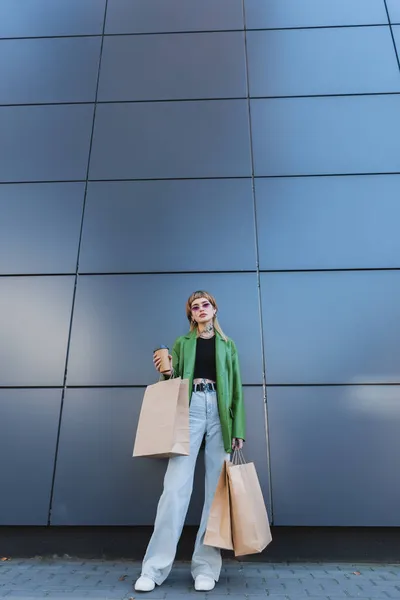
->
<box><xmin>232</xmin><ymin>447</ymin><xmax>246</xmax><ymax>465</ymax></box>
<box><xmin>158</xmin><ymin>367</ymin><xmax>175</xmax><ymax>382</ymax></box>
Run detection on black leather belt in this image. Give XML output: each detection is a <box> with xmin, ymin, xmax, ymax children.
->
<box><xmin>193</xmin><ymin>382</ymin><xmax>216</xmax><ymax>393</ymax></box>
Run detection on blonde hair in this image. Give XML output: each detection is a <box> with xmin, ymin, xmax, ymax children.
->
<box><xmin>186</xmin><ymin>290</ymin><xmax>227</xmax><ymax>341</ymax></box>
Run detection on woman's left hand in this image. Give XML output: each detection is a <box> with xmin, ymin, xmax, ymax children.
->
<box><xmin>232</xmin><ymin>438</ymin><xmax>244</xmax><ymax>450</ymax></box>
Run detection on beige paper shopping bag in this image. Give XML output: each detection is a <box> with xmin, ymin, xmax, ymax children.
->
<box><xmin>227</xmin><ymin>451</ymin><xmax>272</xmax><ymax>556</ymax></box>
<box><xmin>133</xmin><ymin>377</ymin><xmax>189</xmax><ymax>458</ymax></box>
<box><xmin>204</xmin><ymin>460</ymin><xmax>234</xmax><ymax>550</ymax></box>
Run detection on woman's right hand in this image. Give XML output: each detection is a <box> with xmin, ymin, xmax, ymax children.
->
<box><xmin>153</xmin><ymin>352</ymin><xmax>172</xmax><ymax>375</ymax></box>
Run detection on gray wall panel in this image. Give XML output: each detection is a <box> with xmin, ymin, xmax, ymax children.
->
<box><xmin>268</xmin><ymin>386</ymin><xmax>400</xmax><ymax>526</ymax></box>
<box><xmin>0</xmin><ymin>37</ymin><xmax>101</xmax><ymax>104</ymax></box>
<box><xmin>247</xmin><ymin>28</ymin><xmax>400</xmax><ymax>97</ymax></box>
<box><xmin>2</xmin><ymin>0</ymin><xmax>399</xmax><ymax>530</ymax></box>
<box><xmin>0</xmin><ymin>0</ymin><xmax>106</xmax><ymax>38</ymax></box>
<box><xmin>79</xmin><ymin>180</ymin><xmax>256</xmax><ymax>273</ymax></box>
<box><xmin>105</xmin><ymin>0</ymin><xmax>243</xmax><ymax>34</ymax></box>
<box><xmin>51</xmin><ymin>386</ymin><xmax>267</xmax><ymax>525</ymax></box>
<box><xmin>244</xmin><ymin>0</ymin><xmax>388</xmax><ymax>28</ymax></box>
<box><xmin>261</xmin><ymin>271</ymin><xmax>400</xmax><ymax>385</ymax></box>
<box><xmin>387</xmin><ymin>1</ymin><xmax>400</xmax><ymax>23</ymax></box>
<box><xmin>0</xmin><ymin>105</ymin><xmax>94</xmax><ymax>182</ymax></box>
<box><xmin>67</xmin><ymin>274</ymin><xmax>262</xmax><ymax>386</ymax></box>
<box><xmin>242</xmin><ymin>387</ymin><xmax>271</xmax><ymax>519</ymax></box>
<box><xmin>393</xmin><ymin>25</ymin><xmax>400</xmax><ymax>51</ymax></box>
<box><xmin>0</xmin><ymin>277</ymin><xmax>74</xmax><ymax>386</ymax></box>
<box><xmin>51</xmin><ymin>387</ymin><xmax>206</xmax><ymax>525</ymax></box>
<box><xmin>98</xmin><ymin>32</ymin><xmax>246</xmax><ymax>102</ymax></box>
<box><xmin>89</xmin><ymin>101</ymin><xmax>251</xmax><ymax>180</ymax></box>
<box><xmin>255</xmin><ymin>175</ymin><xmax>400</xmax><ymax>270</ymax></box>
<box><xmin>251</xmin><ymin>96</ymin><xmax>400</xmax><ymax>176</ymax></box>
<box><xmin>0</xmin><ymin>389</ymin><xmax>61</xmax><ymax>525</ymax></box>
<box><xmin>51</xmin><ymin>388</ymin><xmax>169</xmax><ymax>525</ymax></box>
<box><xmin>0</xmin><ymin>183</ymin><xmax>84</xmax><ymax>275</ymax></box>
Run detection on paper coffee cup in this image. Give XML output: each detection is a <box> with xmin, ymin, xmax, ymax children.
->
<box><xmin>154</xmin><ymin>345</ymin><xmax>170</xmax><ymax>374</ymax></box>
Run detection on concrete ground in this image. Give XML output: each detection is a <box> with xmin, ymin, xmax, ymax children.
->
<box><xmin>0</xmin><ymin>558</ymin><xmax>399</xmax><ymax>600</ymax></box>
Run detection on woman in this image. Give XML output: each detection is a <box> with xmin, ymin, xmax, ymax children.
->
<box><xmin>135</xmin><ymin>290</ymin><xmax>246</xmax><ymax>593</ymax></box>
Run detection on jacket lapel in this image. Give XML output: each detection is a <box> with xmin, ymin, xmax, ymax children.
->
<box><xmin>183</xmin><ymin>329</ymin><xmax>197</xmax><ymax>395</ymax></box>
<box><xmin>215</xmin><ymin>331</ymin><xmax>227</xmax><ymax>399</ymax></box>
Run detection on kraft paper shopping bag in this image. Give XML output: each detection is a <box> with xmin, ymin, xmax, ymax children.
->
<box><xmin>133</xmin><ymin>377</ymin><xmax>189</xmax><ymax>458</ymax></box>
<box><xmin>204</xmin><ymin>460</ymin><xmax>234</xmax><ymax>550</ymax></box>
<box><xmin>227</xmin><ymin>450</ymin><xmax>272</xmax><ymax>556</ymax></box>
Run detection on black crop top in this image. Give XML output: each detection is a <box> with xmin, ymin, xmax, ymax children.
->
<box><xmin>193</xmin><ymin>336</ymin><xmax>217</xmax><ymax>381</ymax></box>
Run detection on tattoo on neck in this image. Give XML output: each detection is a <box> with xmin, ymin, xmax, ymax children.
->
<box><xmin>199</xmin><ymin>322</ymin><xmax>215</xmax><ymax>338</ymax></box>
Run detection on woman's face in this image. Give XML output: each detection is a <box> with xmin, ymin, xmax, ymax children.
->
<box><xmin>191</xmin><ymin>297</ymin><xmax>215</xmax><ymax>325</ymax></box>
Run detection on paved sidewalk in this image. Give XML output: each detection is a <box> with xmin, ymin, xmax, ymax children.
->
<box><xmin>0</xmin><ymin>558</ymin><xmax>400</xmax><ymax>599</ymax></box>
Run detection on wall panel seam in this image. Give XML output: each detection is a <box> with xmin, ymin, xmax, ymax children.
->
<box><xmin>2</xmin><ymin>91</ymin><xmax>400</xmax><ymax>108</ymax></box>
<box><xmin>0</xmin><ymin>23</ymin><xmax>392</xmax><ymax>42</ymax></box>
<box><xmin>383</xmin><ymin>0</ymin><xmax>400</xmax><ymax>70</ymax></box>
<box><xmin>2</xmin><ymin>173</ymin><xmax>400</xmax><ymax>186</ymax></box>
<box><xmin>2</xmin><ymin>267</ymin><xmax>400</xmax><ymax>279</ymax></box>
<box><xmin>242</xmin><ymin>0</ymin><xmax>274</xmax><ymax>522</ymax></box>
<box><xmin>46</xmin><ymin>0</ymin><xmax>110</xmax><ymax>526</ymax></box>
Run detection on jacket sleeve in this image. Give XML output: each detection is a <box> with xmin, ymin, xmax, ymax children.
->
<box><xmin>231</xmin><ymin>342</ymin><xmax>246</xmax><ymax>440</ymax></box>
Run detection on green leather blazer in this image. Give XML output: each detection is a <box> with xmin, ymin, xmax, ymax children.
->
<box><xmin>168</xmin><ymin>329</ymin><xmax>246</xmax><ymax>453</ymax></box>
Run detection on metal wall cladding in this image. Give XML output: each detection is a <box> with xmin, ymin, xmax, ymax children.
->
<box><xmin>0</xmin><ymin>389</ymin><xmax>62</xmax><ymax>525</ymax></box>
<box><xmin>393</xmin><ymin>26</ymin><xmax>400</xmax><ymax>52</ymax></box>
<box><xmin>246</xmin><ymin>27</ymin><xmax>400</xmax><ymax>97</ymax></box>
<box><xmin>51</xmin><ymin>387</ymin><xmax>269</xmax><ymax>525</ymax></box>
<box><xmin>387</xmin><ymin>0</ymin><xmax>400</xmax><ymax>23</ymax></box>
<box><xmin>255</xmin><ymin>175</ymin><xmax>400</xmax><ymax>270</ymax></box>
<box><xmin>267</xmin><ymin>386</ymin><xmax>400</xmax><ymax>526</ymax></box>
<box><xmin>261</xmin><ymin>271</ymin><xmax>400</xmax><ymax>386</ymax></box>
<box><xmin>98</xmin><ymin>32</ymin><xmax>247</xmax><ymax>102</ymax></box>
<box><xmin>0</xmin><ymin>105</ymin><xmax>94</xmax><ymax>182</ymax></box>
<box><xmin>66</xmin><ymin>274</ymin><xmax>263</xmax><ymax>387</ymax></box>
<box><xmin>0</xmin><ymin>37</ymin><xmax>101</xmax><ymax>105</ymax></box>
<box><xmin>79</xmin><ymin>180</ymin><xmax>256</xmax><ymax>273</ymax></box>
<box><xmin>89</xmin><ymin>101</ymin><xmax>252</xmax><ymax>180</ymax></box>
<box><xmin>2</xmin><ymin>0</ymin><xmax>400</xmax><ymax>528</ymax></box>
<box><xmin>51</xmin><ymin>388</ymin><xmax>168</xmax><ymax>525</ymax></box>
<box><xmin>0</xmin><ymin>0</ymin><xmax>106</xmax><ymax>37</ymax></box>
<box><xmin>105</xmin><ymin>0</ymin><xmax>244</xmax><ymax>34</ymax></box>
<box><xmin>244</xmin><ymin>0</ymin><xmax>388</xmax><ymax>28</ymax></box>
<box><xmin>0</xmin><ymin>277</ymin><xmax>75</xmax><ymax>386</ymax></box>
<box><xmin>0</xmin><ymin>183</ymin><xmax>84</xmax><ymax>275</ymax></box>
<box><xmin>251</xmin><ymin>96</ymin><xmax>400</xmax><ymax>176</ymax></box>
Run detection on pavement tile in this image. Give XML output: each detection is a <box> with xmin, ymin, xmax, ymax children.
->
<box><xmin>287</xmin><ymin>597</ymin><xmax>328</xmax><ymax>600</ymax></box>
<box><xmin>128</xmin><ymin>590</ymin><xmax>165</xmax><ymax>599</ymax></box>
<box><xmin>80</xmin><ymin>592</ymin><xmax>129</xmax><ymax>598</ymax></box>
<box><xmin>161</xmin><ymin>587</ymin><xmax>194</xmax><ymax>594</ymax></box>
<box><xmin>342</xmin><ymin>588</ymin><xmax>392</xmax><ymax>598</ymax></box>
<box><xmin>204</xmin><ymin>596</ymin><xmax>247</xmax><ymax>600</ymax></box>
<box><xmin>0</xmin><ymin>560</ymin><xmax>399</xmax><ymax>600</ymax></box>
<box><xmin>7</xmin><ymin>594</ymin><xmax>49</xmax><ymax>598</ymax></box>
<box><xmin>162</xmin><ymin>589</ymin><xmax>198</xmax><ymax>600</ymax></box>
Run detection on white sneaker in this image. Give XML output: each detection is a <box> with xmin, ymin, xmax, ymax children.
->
<box><xmin>134</xmin><ymin>575</ymin><xmax>156</xmax><ymax>592</ymax></box>
<box><xmin>194</xmin><ymin>574</ymin><xmax>215</xmax><ymax>591</ymax></box>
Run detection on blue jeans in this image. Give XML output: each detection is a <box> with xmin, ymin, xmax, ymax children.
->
<box><xmin>141</xmin><ymin>390</ymin><xmax>229</xmax><ymax>584</ymax></box>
